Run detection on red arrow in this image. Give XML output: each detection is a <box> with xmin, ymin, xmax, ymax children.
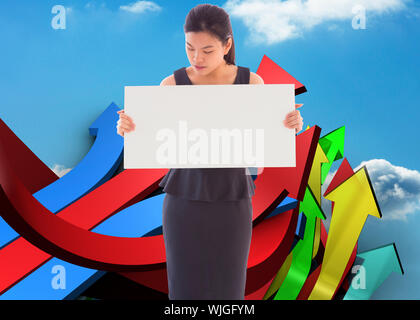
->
<box><xmin>0</xmin><ymin>119</ymin><xmax>59</xmax><ymax>195</ymax></box>
<box><xmin>0</xmin><ymin>121</ymin><xmax>320</xmax><ymax>296</ymax></box>
<box><xmin>256</xmin><ymin>54</ymin><xmax>307</xmax><ymax>95</ymax></box>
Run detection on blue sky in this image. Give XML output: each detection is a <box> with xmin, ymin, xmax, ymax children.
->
<box><xmin>0</xmin><ymin>0</ymin><xmax>419</xmax><ymax>299</ymax></box>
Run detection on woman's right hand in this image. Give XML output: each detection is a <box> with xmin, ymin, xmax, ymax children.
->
<box><xmin>116</xmin><ymin>109</ymin><xmax>136</xmax><ymax>137</ymax></box>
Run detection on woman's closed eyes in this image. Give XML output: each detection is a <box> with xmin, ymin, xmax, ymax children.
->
<box><xmin>187</xmin><ymin>47</ymin><xmax>213</xmax><ymax>54</ymax></box>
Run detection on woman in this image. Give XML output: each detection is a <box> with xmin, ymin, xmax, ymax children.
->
<box><xmin>116</xmin><ymin>4</ymin><xmax>303</xmax><ymax>300</ymax></box>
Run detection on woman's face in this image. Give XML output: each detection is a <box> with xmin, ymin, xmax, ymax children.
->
<box><xmin>185</xmin><ymin>31</ymin><xmax>232</xmax><ymax>75</ymax></box>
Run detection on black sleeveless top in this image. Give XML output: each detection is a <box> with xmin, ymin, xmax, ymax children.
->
<box><xmin>158</xmin><ymin>66</ymin><xmax>256</xmax><ymax>201</ymax></box>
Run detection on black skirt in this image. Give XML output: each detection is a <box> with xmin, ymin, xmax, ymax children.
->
<box><xmin>162</xmin><ymin>193</ymin><xmax>253</xmax><ymax>300</ymax></box>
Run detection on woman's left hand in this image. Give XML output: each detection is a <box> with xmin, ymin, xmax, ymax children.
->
<box><xmin>283</xmin><ymin>103</ymin><xmax>304</xmax><ymax>134</ymax></box>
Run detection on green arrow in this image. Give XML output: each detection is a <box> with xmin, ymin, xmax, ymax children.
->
<box><xmin>273</xmin><ymin>186</ymin><xmax>326</xmax><ymax>300</ymax></box>
<box><xmin>319</xmin><ymin>126</ymin><xmax>345</xmax><ymax>184</ymax></box>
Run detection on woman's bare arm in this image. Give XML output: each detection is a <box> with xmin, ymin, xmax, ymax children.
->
<box><xmin>250</xmin><ymin>72</ymin><xmax>264</xmax><ymax>84</ymax></box>
<box><xmin>160</xmin><ymin>74</ymin><xmax>176</xmax><ymax>86</ymax></box>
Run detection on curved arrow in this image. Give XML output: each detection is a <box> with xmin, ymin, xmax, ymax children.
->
<box><xmin>1</xmin><ymin>192</ymin><xmax>299</xmax><ymax>300</ymax></box>
<box><xmin>34</xmin><ymin>102</ymin><xmax>124</xmax><ymax>213</ymax></box>
<box><xmin>0</xmin><ymin>125</ymin><xmax>320</xmax><ymax>297</ymax></box>
<box><xmin>246</xmin><ymin>206</ymin><xmax>299</xmax><ymax>294</ymax></box>
<box><xmin>0</xmin><ymin>118</ymin><xmax>59</xmax><ymax>246</ymax></box>
<box><xmin>0</xmin><ymin>193</ymin><xmax>165</xmax><ymax>299</ymax></box>
<box><xmin>0</xmin><ymin>156</ymin><xmax>167</xmax><ymax>270</ymax></box>
<box><xmin>0</xmin><ymin>141</ymin><xmax>168</xmax><ymax>294</ymax></box>
<box><xmin>0</xmin><ymin>102</ymin><xmax>123</xmax><ymax>248</ymax></box>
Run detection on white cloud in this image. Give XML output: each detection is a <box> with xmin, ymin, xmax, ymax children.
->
<box><xmin>50</xmin><ymin>164</ymin><xmax>73</xmax><ymax>177</ymax></box>
<box><xmin>223</xmin><ymin>0</ymin><xmax>410</xmax><ymax>44</ymax></box>
<box><xmin>84</xmin><ymin>2</ymin><xmax>109</xmax><ymax>9</ymax></box>
<box><xmin>327</xmin><ymin>23</ymin><xmax>339</xmax><ymax>31</ymax></box>
<box><xmin>322</xmin><ymin>159</ymin><xmax>420</xmax><ymax>222</ymax></box>
<box><xmin>119</xmin><ymin>1</ymin><xmax>162</xmax><ymax>14</ymax></box>
<box><xmin>85</xmin><ymin>2</ymin><xmax>94</xmax><ymax>9</ymax></box>
<box><xmin>62</xmin><ymin>1</ymin><xmax>162</xmax><ymax>32</ymax></box>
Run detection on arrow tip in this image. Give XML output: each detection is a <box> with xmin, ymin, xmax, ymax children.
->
<box><xmin>89</xmin><ymin>102</ymin><xmax>121</xmax><ymax>136</ymax></box>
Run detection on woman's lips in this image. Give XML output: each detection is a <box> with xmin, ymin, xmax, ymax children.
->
<box><xmin>195</xmin><ymin>65</ymin><xmax>206</xmax><ymax>70</ymax></box>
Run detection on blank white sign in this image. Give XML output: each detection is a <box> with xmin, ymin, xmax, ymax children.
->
<box><xmin>123</xmin><ymin>84</ymin><xmax>296</xmax><ymax>169</ymax></box>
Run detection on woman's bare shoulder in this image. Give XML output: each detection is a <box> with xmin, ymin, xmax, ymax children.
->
<box><xmin>160</xmin><ymin>74</ymin><xmax>176</xmax><ymax>86</ymax></box>
<box><xmin>249</xmin><ymin>72</ymin><xmax>264</xmax><ymax>84</ymax></box>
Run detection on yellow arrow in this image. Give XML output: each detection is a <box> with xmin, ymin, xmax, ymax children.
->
<box><xmin>308</xmin><ymin>143</ymin><xmax>329</xmax><ymax>204</ymax></box>
<box><xmin>263</xmin><ymin>251</ymin><xmax>294</xmax><ymax>299</ymax></box>
<box><xmin>307</xmin><ymin>143</ymin><xmax>329</xmax><ymax>259</ymax></box>
<box><xmin>308</xmin><ymin>166</ymin><xmax>382</xmax><ymax>300</ymax></box>
<box><xmin>312</xmin><ymin>218</ymin><xmax>321</xmax><ymax>259</ymax></box>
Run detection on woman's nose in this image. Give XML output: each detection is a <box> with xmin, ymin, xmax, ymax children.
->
<box><xmin>193</xmin><ymin>51</ymin><xmax>204</xmax><ymax>62</ymax></box>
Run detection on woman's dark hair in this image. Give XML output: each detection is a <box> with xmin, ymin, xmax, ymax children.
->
<box><xmin>184</xmin><ymin>4</ymin><xmax>235</xmax><ymax>65</ymax></box>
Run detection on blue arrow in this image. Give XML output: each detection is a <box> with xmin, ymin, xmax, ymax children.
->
<box><xmin>289</xmin><ymin>211</ymin><xmax>306</xmax><ymax>253</ymax></box>
<box><xmin>343</xmin><ymin>243</ymin><xmax>404</xmax><ymax>300</ymax></box>
<box><xmin>295</xmin><ymin>210</ymin><xmax>307</xmax><ymax>240</ymax></box>
<box><xmin>264</xmin><ymin>196</ymin><xmax>299</xmax><ymax>220</ymax></box>
<box><xmin>0</xmin><ymin>102</ymin><xmax>124</xmax><ymax>248</ymax></box>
